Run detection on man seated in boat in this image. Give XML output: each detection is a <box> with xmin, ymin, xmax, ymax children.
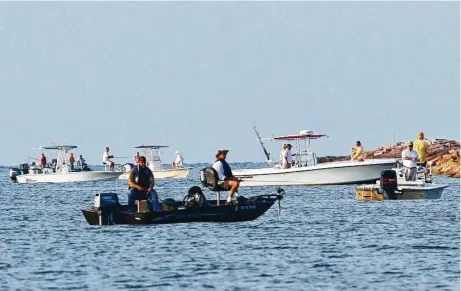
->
<box><xmin>102</xmin><ymin>147</ymin><xmax>115</xmax><ymax>171</ymax></box>
<box><xmin>212</xmin><ymin>149</ymin><xmax>240</xmax><ymax>205</ymax></box>
<box><xmin>172</xmin><ymin>151</ymin><xmax>184</xmax><ymax>168</ymax></box>
<box><xmin>77</xmin><ymin>155</ymin><xmax>89</xmax><ymax>171</ymax></box>
<box><xmin>128</xmin><ymin>156</ymin><xmax>161</xmax><ymax>212</ymax></box>
<box><xmin>351</xmin><ymin>141</ymin><xmax>365</xmax><ymax>162</ymax></box>
<box><xmin>402</xmin><ymin>141</ymin><xmax>419</xmax><ymax>181</ymax></box>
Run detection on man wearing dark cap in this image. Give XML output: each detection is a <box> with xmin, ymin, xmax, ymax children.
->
<box><xmin>128</xmin><ymin>156</ymin><xmax>161</xmax><ymax>212</ymax></box>
<box><xmin>283</xmin><ymin>144</ymin><xmax>293</xmax><ymax>168</ymax></box>
<box><xmin>212</xmin><ymin>149</ymin><xmax>240</xmax><ymax>205</ymax></box>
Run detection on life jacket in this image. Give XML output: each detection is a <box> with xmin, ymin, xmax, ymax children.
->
<box><xmin>216</xmin><ymin>159</ymin><xmax>233</xmax><ymax>179</ymax></box>
<box><xmin>134</xmin><ymin>165</ymin><xmax>153</xmax><ymax>189</ymax></box>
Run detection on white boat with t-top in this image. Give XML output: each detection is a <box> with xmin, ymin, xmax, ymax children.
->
<box><xmin>9</xmin><ymin>145</ymin><xmax>122</xmax><ymax>183</ymax></box>
<box><xmin>119</xmin><ymin>145</ymin><xmax>191</xmax><ymax>179</ymax></box>
<box><xmin>233</xmin><ymin>127</ymin><xmax>398</xmax><ymax>186</ymax></box>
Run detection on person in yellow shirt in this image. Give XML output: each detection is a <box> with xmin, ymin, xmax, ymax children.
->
<box><xmin>413</xmin><ymin>132</ymin><xmax>429</xmax><ymax>167</ymax></box>
<box><xmin>413</xmin><ymin>131</ymin><xmax>430</xmax><ymax>181</ymax></box>
<box><xmin>351</xmin><ymin>141</ymin><xmax>365</xmax><ymax>162</ymax></box>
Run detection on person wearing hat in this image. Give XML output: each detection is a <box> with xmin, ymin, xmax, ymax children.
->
<box><xmin>413</xmin><ymin>132</ymin><xmax>430</xmax><ymax>181</ymax></box>
<box><xmin>212</xmin><ymin>149</ymin><xmax>240</xmax><ymax>205</ymax></box>
<box><xmin>401</xmin><ymin>141</ymin><xmax>419</xmax><ymax>181</ymax></box>
<box><xmin>172</xmin><ymin>151</ymin><xmax>184</xmax><ymax>168</ymax></box>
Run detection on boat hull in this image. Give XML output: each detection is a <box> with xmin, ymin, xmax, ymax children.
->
<box><xmin>355</xmin><ymin>184</ymin><xmax>448</xmax><ymax>201</ymax></box>
<box><xmin>119</xmin><ymin>168</ymin><xmax>191</xmax><ymax>179</ymax></box>
<box><xmin>15</xmin><ymin>171</ymin><xmax>122</xmax><ymax>183</ymax></box>
<box><xmin>234</xmin><ymin>159</ymin><xmax>398</xmax><ymax>186</ymax></box>
<box><xmin>82</xmin><ymin>196</ymin><xmax>280</xmax><ymax>225</ymax></box>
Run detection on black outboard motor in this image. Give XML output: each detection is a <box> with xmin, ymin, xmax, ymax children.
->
<box><xmin>9</xmin><ymin>168</ymin><xmax>21</xmax><ymax>183</ymax></box>
<box><xmin>380</xmin><ymin>170</ymin><xmax>399</xmax><ymax>200</ymax></box>
<box><xmin>93</xmin><ymin>193</ymin><xmax>121</xmax><ymax>225</ymax></box>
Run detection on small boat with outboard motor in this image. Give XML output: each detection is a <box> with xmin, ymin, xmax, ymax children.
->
<box><xmin>118</xmin><ymin>145</ymin><xmax>191</xmax><ymax>179</ymax></box>
<box><xmin>233</xmin><ymin>125</ymin><xmax>398</xmax><ymax>186</ymax></box>
<box><xmin>9</xmin><ymin>145</ymin><xmax>122</xmax><ymax>183</ymax></box>
<box><xmin>355</xmin><ymin>164</ymin><xmax>448</xmax><ymax>201</ymax></box>
<box><xmin>82</xmin><ymin>167</ymin><xmax>284</xmax><ymax>225</ymax></box>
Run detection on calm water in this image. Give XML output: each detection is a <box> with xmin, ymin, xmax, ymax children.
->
<box><xmin>0</xmin><ymin>163</ymin><xmax>459</xmax><ymax>291</ymax></box>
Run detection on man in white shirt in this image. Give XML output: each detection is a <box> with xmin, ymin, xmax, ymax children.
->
<box><xmin>102</xmin><ymin>147</ymin><xmax>115</xmax><ymax>171</ymax></box>
<box><xmin>401</xmin><ymin>141</ymin><xmax>419</xmax><ymax>181</ymax></box>
<box><xmin>283</xmin><ymin>144</ymin><xmax>293</xmax><ymax>169</ymax></box>
<box><xmin>212</xmin><ymin>149</ymin><xmax>240</xmax><ymax>205</ymax></box>
<box><xmin>173</xmin><ymin>151</ymin><xmax>184</xmax><ymax>168</ymax></box>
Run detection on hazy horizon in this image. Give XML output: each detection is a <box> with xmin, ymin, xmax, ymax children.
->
<box><xmin>0</xmin><ymin>2</ymin><xmax>459</xmax><ymax>166</ymax></box>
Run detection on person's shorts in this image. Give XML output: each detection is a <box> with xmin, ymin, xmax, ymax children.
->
<box><xmin>417</xmin><ymin>162</ymin><xmax>427</xmax><ymax>168</ymax></box>
<box><xmin>217</xmin><ymin>180</ymin><xmax>231</xmax><ymax>190</ymax></box>
<box><xmin>104</xmin><ymin>160</ymin><xmax>114</xmax><ymax>165</ymax></box>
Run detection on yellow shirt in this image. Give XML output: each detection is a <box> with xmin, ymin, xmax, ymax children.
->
<box><xmin>353</xmin><ymin>146</ymin><xmax>365</xmax><ymax>161</ymax></box>
<box><xmin>413</xmin><ymin>139</ymin><xmax>429</xmax><ymax>163</ymax></box>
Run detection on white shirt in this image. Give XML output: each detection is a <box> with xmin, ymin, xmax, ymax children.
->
<box><xmin>175</xmin><ymin>153</ymin><xmax>184</xmax><ymax>166</ymax></box>
<box><xmin>212</xmin><ymin>160</ymin><xmax>226</xmax><ymax>181</ymax></box>
<box><xmin>401</xmin><ymin>149</ymin><xmax>418</xmax><ymax>168</ymax></box>
<box><xmin>284</xmin><ymin>149</ymin><xmax>293</xmax><ymax>164</ymax></box>
<box><xmin>103</xmin><ymin>151</ymin><xmax>111</xmax><ymax>163</ymax></box>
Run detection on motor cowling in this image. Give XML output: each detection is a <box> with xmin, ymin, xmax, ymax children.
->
<box><xmin>94</xmin><ymin>193</ymin><xmax>120</xmax><ymax>209</ymax></box>
<box><xmin>380</xmin><ymin>170</ymin><xmax>398</xmax><ymax>199</ymax></box>
<box><xmin>9</xmin><ymin>168</ymin><xmax>20</xmax><ymax>183</ymax></box>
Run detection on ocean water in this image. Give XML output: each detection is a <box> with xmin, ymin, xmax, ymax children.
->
<box><xmin>0</xmin><ymin>163</ymin><xmax>459</xmax><ymax>291</ymax></box>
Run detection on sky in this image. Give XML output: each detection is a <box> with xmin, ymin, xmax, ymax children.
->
<box><xmin>0</xmin><ymin>2</ymin><xmax>459</xmax><ymax>166</ymax></box>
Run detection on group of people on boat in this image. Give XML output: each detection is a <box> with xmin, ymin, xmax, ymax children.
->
<box><xmin>37</xmin><ymin>152</ymin><xmax>88</xmax><ymax>170</ymax></box>
<box><xmin>126</xmin><ymin>148</ymin><xmax>240</xmax><ymax>211</ymax></box>
<box><xmin>402</xmin><ymin>132</ymin><xmax>430</xmax><ymax>181</ymax></box>
<box><xmin>279</xmin><ymin>144</ymin><xmax>293</xmax><ymax>169</ymax></box>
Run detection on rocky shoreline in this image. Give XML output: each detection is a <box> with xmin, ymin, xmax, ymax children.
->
<box><xmin>318</xmin><ymin>139</ymin><xmax>460</xmax><ymax>178</ymax></box>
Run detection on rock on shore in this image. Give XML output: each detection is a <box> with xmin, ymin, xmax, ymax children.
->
<box><xmin>318</xmin><ymin>139</ymin><xmax>460</xmax><ymax>178</ymax></box>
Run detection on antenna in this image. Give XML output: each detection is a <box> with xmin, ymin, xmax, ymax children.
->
<box><xmin>253</xmin><ymin>121</ymin><xmax>272</xmax><ymax>166</ymax></box>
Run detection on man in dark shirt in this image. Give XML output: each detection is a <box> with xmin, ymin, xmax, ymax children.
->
<box><xmin>127</xmin><ymin>156</ymin><xmax>161</xmax><ymax>212</ymax></box>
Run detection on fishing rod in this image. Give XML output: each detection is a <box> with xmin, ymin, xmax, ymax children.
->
<box><xmin>253</xmin><ymin>122</ymin><xmax>273</xmax><ymax>166</ymax></box>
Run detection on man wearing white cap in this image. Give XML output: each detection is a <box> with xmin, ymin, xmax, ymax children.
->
<box><xmin>173</xmin><ymin>151</ymin><xmax>184</xmax><ymax>168</ymax></box>
<box><xmin>212</xmin><ymin>149</ymin><xmax>240</xmax><ymax>205</ymax></box>
<box><xmin>401</xmin><ymin>141</ymin><xmax>419</xmax><ymax>181</ymax></box>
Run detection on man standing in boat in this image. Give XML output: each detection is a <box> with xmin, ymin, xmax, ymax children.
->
<box><xmin>173</xmin><ymin>151</ymin><xmax>184</xmax><ymax>168</ymax></box>
<box><xmin>127</xmin><ymin>156</ymin><xmax>161</xmax><ymax>212</ymax></box>
<box><xmin>282</xmin><ymin>144</ymin><xmax>293</xmax><ymax>168</ymax></box>
<box><xmin>212</xmin><ymin>149</ymin><xmax>240</xmax><ymax>205</ymax></box>
<box><xmin>402</xmin><ymin>141</ymin><xmax>419</xmax><ymax>181</ymax></box>
<box><xmin>413</xmin><ymin>132</ymin><xmax>430</xmax><ymax>181</ymax></box>
<box><xmin>39</xmin><ymin>153</ymin><xmax>47</xmax><ymax>168</ymax></box>
<box><xmin>102</xmin><ymin>147</ymin><xmax>115</xmax><ymax>171</ymax></box>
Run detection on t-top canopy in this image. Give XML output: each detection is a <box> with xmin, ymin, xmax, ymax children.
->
<box><xmin>39</xmin><ymin>145</ymin><xmax>78</xmax><ymax>150</ymax></box>
<box><xmin>134</xmin><ymin>145</ymin><xmax>169</xmax><ymax>149</ymax></box>
<box><xmin>270</xmin><ymin>133</ymin><xmax>328</xmax><ymax>141</ymax></box>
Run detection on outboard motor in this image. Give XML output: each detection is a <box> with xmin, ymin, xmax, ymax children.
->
<box><xmin>9</xmin><ymin>168</ymin><xmax>20</xmax><ymax>183</ymax></box>
<box><xmin>93</xmin><ymin>193</ymin><xmax>121</xmax><ymax>225</ymax></box>
<box><xmin>380</xmin><ymin>170</ymin><xmax>399</xmax><ymax>200</ymax></box>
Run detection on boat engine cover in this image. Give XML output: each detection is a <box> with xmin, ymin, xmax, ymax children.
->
<box><xmin>94</xmin><ymin>193</ymin><xmax>120</xmax><ymax>209</ymax></box>
<box><xmin>380</xmin><ymin>170</ymin><xmax>398</xmax><ymax>192</ymax></box>
<box><xmin>9</xmin><ymin>168</ymin><xmax>20</xmax><ymax>183</ymax></box>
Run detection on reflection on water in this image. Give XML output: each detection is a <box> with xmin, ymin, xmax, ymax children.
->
<box><xmin>0</xmin><ymin>164</ymin><xmax>459</xmax><ymax>290</ymax></box>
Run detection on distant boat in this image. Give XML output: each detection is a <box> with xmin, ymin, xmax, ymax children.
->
<box><xmin>9</xmin><ymin>145</ymin><xmax>122</xmax><ymax>183</ymax></box>
<box><xmin>233</xmin><ymin>128</ymin><xmax>398</xmax><ymax>186</ymax></box>
<box><xmin>355</xmin><ymin>167</ymin><xmax>448</xmax><ymax>201</ymax></box>
<box><xmin>119</xmin><ymin>145</ymin><xmax>191</xmax><ymax>179</ymax></box>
